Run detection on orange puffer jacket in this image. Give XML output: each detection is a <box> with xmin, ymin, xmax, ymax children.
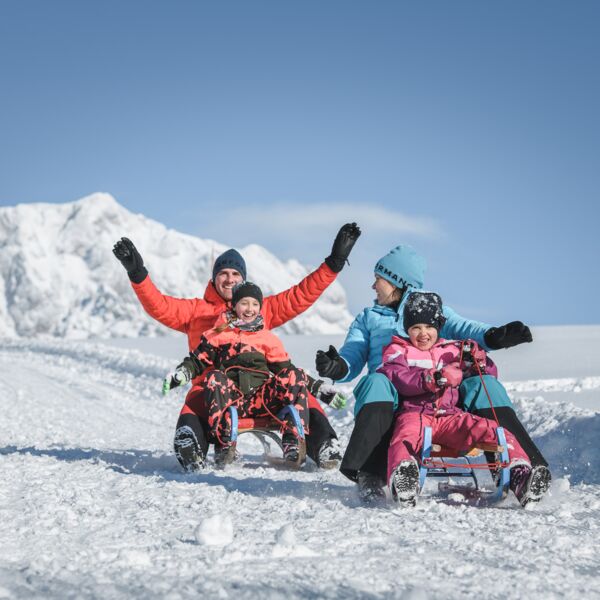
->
<box><xmin>131</xmin><ymin>263</ymin><xmax>337</xmax><ymax>410</ymax></box>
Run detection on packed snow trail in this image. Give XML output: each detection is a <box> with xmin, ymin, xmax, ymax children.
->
<box><xmin>1</xmin><ymin>339</ymin><xmax>600</xmax><ymax>599</ymax></box>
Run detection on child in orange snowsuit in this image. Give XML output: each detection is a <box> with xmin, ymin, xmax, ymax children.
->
<box><xmin>164</xmin><ymin>281</ymin><xmax>342</xmax><ymax>467</ymax></box>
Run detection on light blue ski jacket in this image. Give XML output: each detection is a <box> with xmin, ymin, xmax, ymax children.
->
<box><xmin>337</xmin><ymin>289</ymin><xmax>492</xmax><ymax>383</ymax></box>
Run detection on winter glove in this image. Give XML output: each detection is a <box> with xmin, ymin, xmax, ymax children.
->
<box><xmin>315</xmin><ymin>345</ymin><xmax>349</xmax><ymax>381</ymax></box>
<box><xmin>423</xmin><ymin>365</ymin><xmax>463</xmax><ymax>392</ymax></box>
<box><xmin>112</xmin><ymin>237</ymin><xmax>148</xmax><ymax>284</ymax></box>
<box><xmin>312</xmin><ymin>380</ymin><xmax>348</xmax><ymax>409</ymax></box>
<box><xmin>439</xmin><ymin>365</ymin><xmax>463</xmax><ymax>388</ymax></box>
<box><xmin>423</xmin><ymin>369</ymin><xmax>441</xmax><ymax>393</ymax></box>
<box><xmin>324</xmin><ymin>223</ymin><xmax>361</xmax><ymax>273</ymax></box>
<box><xmin>484</xmin><ymin>321</ymin><xmax>533</xmax><ymax>350</ymax></box>
<box><xmin>161</xmin><ymin>354</ymin><xmax>206</xmax><ymax>395</ymax></box>
<box><xmin>162</xmin><ymin>365</ymin><xmax>193</xmax><ymax>395</ymax></box>
<box><xmin>460</xmin><ymin>341</ymin><xmax>487</xmax><ymax>374</ymax></box>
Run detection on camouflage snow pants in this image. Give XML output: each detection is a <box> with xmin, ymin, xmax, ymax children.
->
<box><xmin>203</xmin><ymin>367</ymin><xmax>310</xmax><ymax>445</ymax></box>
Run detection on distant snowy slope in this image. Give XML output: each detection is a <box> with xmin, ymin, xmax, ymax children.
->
<box><xmin>0</xmin><ymin>193</ymin><xmax>352</xmax><ymax>338</ymax></box>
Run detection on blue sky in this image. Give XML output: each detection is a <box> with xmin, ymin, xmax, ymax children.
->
<box><xmin>1</xmin><ymin>1</ymin><xmax>599</xmax><ymax>325</ymax></box>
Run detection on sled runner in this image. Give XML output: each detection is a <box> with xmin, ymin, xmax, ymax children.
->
<box><xmin>227</xmin><ymin>404</ymin><xmax>307</xmax><ymax>468</ymax></box>
<box><xmin>418</xmin><ymin>425</ymin><xmax>511</xmax><ymax>504</ymax></box>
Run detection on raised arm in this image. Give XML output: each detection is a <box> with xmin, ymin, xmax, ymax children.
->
<box><xmin>131</xmin><ymin>277</ymin><xmax>202</xmax><ymax>333</ymax></box>
<box><xmin>263</xmin><ymin>223</ymin><xmax>361</xmax><ymax>329</ymax></box>
<box><xmin>113</xmin><ymin>237</ymin><xmax>202</xmax><ymax>333</ymax></box>
<box><xmin>263</xmin><ymin>262</ymin><xmax>337</xmax><ymax>328</ymax></box>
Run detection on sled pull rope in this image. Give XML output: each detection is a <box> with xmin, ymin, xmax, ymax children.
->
<box><xmin>223</xmin><ymin>365</ymin><xmax>304</xmax><ymax>438</ymax></box>
<box><xmin>467</xmin><ymin>340</ymin><xmax>500</xmax><ymax>426</ymax></box>
<box><xmin>223</xmin><ymin>365</ymin><xmax>287</xmax><ymax>430</ymax></box>
<box><xmin>473</xmin><ymin>353</ymin><xmax>500</xmax><ymax>425</ymax></box>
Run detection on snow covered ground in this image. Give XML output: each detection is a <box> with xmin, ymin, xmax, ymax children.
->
<box><xmin>1</xmin><ymin>328</ymin><xmax>599</xmax><ymax>599</ymax></box>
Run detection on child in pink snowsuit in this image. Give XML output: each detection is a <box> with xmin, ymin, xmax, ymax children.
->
<box><xmin>377</xmin><ymin>291</ymin><xmax>551</xmax><ymax>507</ymax></box>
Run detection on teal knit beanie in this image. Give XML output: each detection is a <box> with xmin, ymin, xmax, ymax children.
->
<box><xmin>374</xmin><ymin>245</ymin><xmax>426</xmax><ymax>290</ymax></box>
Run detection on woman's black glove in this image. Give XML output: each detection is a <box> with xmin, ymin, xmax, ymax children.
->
<box><xmin>315</xmin><ymin>345</ymin><xmax>349</xmax><ymax>380</ymax></box>
<box><xmin>484</xmin><ymin>321</ymin><xmax>533</xmax><ymax>350</ymax></box>
<box><xmin>325</xmin><ymin>223</ymin><xmax>361</xmax><ymax>273</ymax></box>
<box><xmin>112</xmin><ymin>237</ymin><xmax>148</xmax><ymax>284</ymax></box>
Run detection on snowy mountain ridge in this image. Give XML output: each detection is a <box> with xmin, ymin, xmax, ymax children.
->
<box><xmin>0</xmin><ymin>193</ymin><xmax>353</xmax><ymax>338</ymax></box>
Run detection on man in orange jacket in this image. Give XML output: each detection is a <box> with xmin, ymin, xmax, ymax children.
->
<box><xmin>113</xmin><ymin>223</ymin><xmax>360</xmax><ymax>470</ymax></box>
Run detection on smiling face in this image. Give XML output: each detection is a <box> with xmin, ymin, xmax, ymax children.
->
<box><xmin>214</xmin><ymin>269</ymin><xmax>244</xmax><ymax>301</ymax></box>
<box><xmin>372</xmin><ymin>275</ymin><xmax>401</xmax><ymax>306</ymax></box>
<box><xmin>407</xmin><ymin>323</ymin><xmax>439</xmax><ymax>351</ymax></box>
<box><xmin>234</xmin><ymin>297</ymin><xmax>261</xmax><ymax>322</ymax></box>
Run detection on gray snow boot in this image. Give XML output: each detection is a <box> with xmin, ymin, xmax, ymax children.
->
<box><xmin>214</xmin><ymin>443</ymin><xmax>238</xmax><ymax>469</ymax></box>
<box><xmin>390</xmin><ymin>460</ymin><xmax>420</xmax><ymax>507</ymax></box>
<box><xmin>316</xmin><ymin>438</ymin><xmax>342</xmax><ymax>469</ymax></box>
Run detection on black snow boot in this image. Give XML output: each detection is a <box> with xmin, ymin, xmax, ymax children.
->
<box><xmin>510</xmin><ymin>464</ymin><xmax>551</xmax><ymax>507</ymax></box>
<box><xmin>174</xmin><ymin>426</ymin><xmax>206</xmax><ymax>472</ymax></box>
<box><xmin>305</xmin><ymin>408</ymin><xmax>339</xmax><ymax>467</ymax></box>
<box><xmin>173</xmin><ymin>414</ymin><xmax>209</xmax><ymax>472</ymax></box>
<box><xmin>357</xmin><ymin>471</ymin><xmax>386</xmax><ymax>504</ymax></box>
<box><xmin>282</xmin><ymin>430</ymin><xmax>301</xmax><ymax>463</ymax></box>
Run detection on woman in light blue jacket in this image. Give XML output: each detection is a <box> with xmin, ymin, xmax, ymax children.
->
<box><xmin>316</xmin><ymin>245</ymin><xmax>542</xmax><ymax>502</ymax></box>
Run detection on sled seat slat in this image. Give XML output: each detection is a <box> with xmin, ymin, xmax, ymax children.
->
<box><xmin>230</xmin><ymin>405</ymin><xmax>305</xmax><ymax>440</ymax></box>
<box><xmin>237</xmin><ymin>417</ymin><xmax>281</xmax><ymax>433</ymax></box>
<box><xmin>430</xmin><ymin>443</ymin><xmax>504</xmax><ymax>458</ymax></box>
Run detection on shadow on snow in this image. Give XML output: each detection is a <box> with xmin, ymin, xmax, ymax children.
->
<box><xmin>0</xmin><ymin>444</ymin><xmax>356</xmax><ymax>503</ymax></box>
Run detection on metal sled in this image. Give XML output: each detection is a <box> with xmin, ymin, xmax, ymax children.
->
<box><xmin>419</xmin><ymin>426</ymin><xmax>511</xmax><ymax>504</ymax></box>
<box><xmin>227</xmin><ymin>404</ymin><xmax>307</xmax><ymax>468</ymax></box>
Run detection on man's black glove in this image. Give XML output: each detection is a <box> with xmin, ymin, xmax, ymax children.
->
<box><xmin>112</xmin><ymin>237</ymin><xmax>148</xmax><ymax>284</ymax></box>
<box><xmin>484</xmin><ymin>321</ymin><xmax>533</xmax><ymax>350</ymax></box>
<box><xmin>325</xmin><ymin>223</ymin><xmax>361</xmax><ymax>273</ymax></box>
<box><xmin>315</xmin><ymin>345</ymin><xmax>349</xmax><ymax>381</ymax></box>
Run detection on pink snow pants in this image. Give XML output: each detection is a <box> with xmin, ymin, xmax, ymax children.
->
<box><xmin>387</xmin><ymin>411</ymin><xmax>531</xmax><ymax>483</ymax></box>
